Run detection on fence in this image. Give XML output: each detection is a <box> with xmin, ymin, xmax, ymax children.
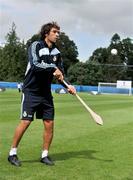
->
<box><xmin>0</xmin><ymin>81</ymin><xmax>133</xmax><ymax>94</ymax></box>
<box><xmin>0</xmin><ymin>81</ymin><xmax>98</xmax><ymax>92</ymax></box>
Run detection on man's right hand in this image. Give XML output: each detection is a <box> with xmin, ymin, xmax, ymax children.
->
<box><xmin>53</xmin><ymin>68</ymin><xmax>64</xmax><ymax>81</ymax></box>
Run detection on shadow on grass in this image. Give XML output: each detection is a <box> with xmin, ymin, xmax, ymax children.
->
<box><xmin>21</xmin><ymin>159</ymin><xmax>39</xmax><ymax>163</ymax></box>
<box><xmin>52</xmin><ymin>150</ymin><xmax>113</xmax><ymax>162</ymax></box>
<box><xmin>21</xmin><ymin>150</ymin><xmax>113</xmax><ymax>163</ymax></box>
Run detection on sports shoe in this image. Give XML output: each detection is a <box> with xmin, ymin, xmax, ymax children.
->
<box><xmin>8</xmin><ymin>155</ymin><xmax>21</xmax><ymax>167</ymax></box>
<box><xmin>40</xmin><ymin>156</ymin><xmax>54</xmax><ymax>166</ymax></box>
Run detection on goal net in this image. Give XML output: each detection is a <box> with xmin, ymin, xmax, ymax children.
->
<box><xmin>98</xmin><ymin>81</ymin><xmax>132</xmax><ymax>95</ymax></box>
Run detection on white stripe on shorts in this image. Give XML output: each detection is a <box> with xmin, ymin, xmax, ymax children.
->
<box><xmin>20</xmin><ymin>93</ymin><xmax>25</xmax><ymax>119</ymax></box>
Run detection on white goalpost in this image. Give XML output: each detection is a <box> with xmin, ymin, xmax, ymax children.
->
<box><xmin>98</xmin><ymin>81</ymin><xmax>132</xmax><ymax>95</ymax></box>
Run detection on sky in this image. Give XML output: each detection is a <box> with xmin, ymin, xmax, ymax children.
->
<box><xmin>0</xmin><ymin>0</ymin><xmax>133</xmax><ymax>61</ymax></box>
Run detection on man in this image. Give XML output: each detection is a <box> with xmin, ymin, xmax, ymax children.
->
<box><xmin>8</xmin><ymin>22</ymin><xmax>76</xmax><ymax>167</ymax></box>
<box><xmin>17</xmin><ymin>82</ymin><xmax>22</xmax><ymax>93</ymax></box>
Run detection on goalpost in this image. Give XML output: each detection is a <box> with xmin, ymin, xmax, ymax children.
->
<box><xmin>98</xmin><ymin>81</ymin><xmax>132</xmax><ymax>95</ymax></box>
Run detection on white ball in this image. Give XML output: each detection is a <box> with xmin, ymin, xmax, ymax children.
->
<box><xmin>111</xmin><ymin>49</ymin><xmax>117</xmax><ymax>55</ymax></box>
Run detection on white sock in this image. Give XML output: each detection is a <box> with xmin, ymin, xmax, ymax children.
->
<box><xmin>9</xmin><ymin>148</ymin><xmax>17</xmax><ymax>156</ymax></box>
<box><xmin>42</xmin><ymin>150</ymin><xmax>48</xmax><ymax>158</ymax></box>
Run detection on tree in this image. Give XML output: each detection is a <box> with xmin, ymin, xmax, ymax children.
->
<box><xmin>0</xmin><ymin>23</ymin><xmax>27</xmax><ymax>81</ymax></box>
<box><xmin>87</xmin><ymin>34</ymin><xmax>133</xmax><ymax>83</ymax></box>
<box><xmin>56</xmin><ymin>32</ymin><xmax>79</xmax><ymax>74</ymax></box>
<box><xmin>120</xmin><ymin>38</ymin><xmax>133</xmax><ymax>80</ymax></box>
<box><xmin>88</xmin><ymin>48</ymin><xmax>113</xmax><ymax>82</ymax></box>
<box><xmin>110</xmin><ymin>33</ymin><xmax>121</xmax><ymax>45</ymax></box>
<box><xmin>67</xmin><ymin>61</ymin><xmax>104</xmax><ymax>85</ymax></box>
<box><xmin>64</xmin><ymin>33</ymin><xmax>133</xmax><ymax>85</ymax></box>
<box><xmin>26</xmin><ymin>34</ymin><xmax>40</xmax><ymax>48</ymax></box>
<box><xmin>67</xmin><ymin>62</ymin><xmax>88</xmax><ymax>85</ymax></box>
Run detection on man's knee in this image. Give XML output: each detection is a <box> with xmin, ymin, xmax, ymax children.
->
<box><xmin>44</xmin><ymin>120</ymin><xmax>54</xmax><ymax>131</ymax></box>
<box><xmin>21</xmin><ymin>120</ymin><xmax>31</xmax><ymax>127</ymax></box>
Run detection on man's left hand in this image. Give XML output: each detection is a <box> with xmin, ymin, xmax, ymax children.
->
<box><xmin>67</xmin><ymin>85</ymin><xmax>76</xmax><ymax>95</ymax></box>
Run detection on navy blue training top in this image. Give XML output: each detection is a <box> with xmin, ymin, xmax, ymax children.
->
<box><xmin>22</xmin><ymin>40</ymin><xmax>64</xmax><ymax>97</ymax></box>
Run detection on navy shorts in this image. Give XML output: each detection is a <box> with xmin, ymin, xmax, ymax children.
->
<box><xmin>20</xmin><ymin>93</ymin><xmax>54</xmax><ymax>121</ymax></box>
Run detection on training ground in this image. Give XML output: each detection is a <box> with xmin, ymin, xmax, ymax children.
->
<box><xmin>0</xmin><ymin>89</ymin><xmax>133</xmax><ymax>180</ymax></box>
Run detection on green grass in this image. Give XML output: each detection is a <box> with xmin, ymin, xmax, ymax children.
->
<box><xmin>0</xmin><ymin>89</ymin><xmax>133</xmax><ymax>180</ymax></box>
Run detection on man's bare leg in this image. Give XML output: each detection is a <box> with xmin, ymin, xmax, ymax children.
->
<box><xmin>41</xmin><ymin>120</ymin><xmax>54</xmax><ymax>165</ymax></box>
<box><xmin>8</xmin><ymin>120</ymin><xmax>31</xmax><ymax>166</ymax></box>
<box><xmin>43</xmin><ymin>120</ymin><xmax>54</xmax><ymax>150</ymax></box>
<box><xmin>11</xmin><ymin>120</ymin><xmax>31</xmax><ymax>148</ymax></box>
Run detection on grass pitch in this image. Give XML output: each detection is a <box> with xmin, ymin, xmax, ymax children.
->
<box><xmin>0</xmin><ymin>89</ymin><xmax>133</xmax><ymax>180</ymax></box>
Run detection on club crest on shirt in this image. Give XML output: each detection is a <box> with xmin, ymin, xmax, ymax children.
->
<box><xmin>53</xmin><ymin>56</ymin><xmax>57</xmax><ymax>62</ymax></box>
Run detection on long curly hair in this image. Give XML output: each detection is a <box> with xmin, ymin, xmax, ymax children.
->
<box><xmin>40</xmin><ymin>21</ymin><xmax>60</xmax><ymax>40</ymax></box>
